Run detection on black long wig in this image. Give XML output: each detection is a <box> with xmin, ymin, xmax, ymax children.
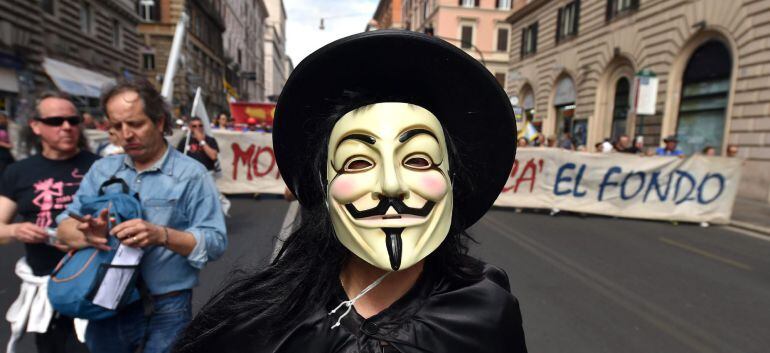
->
<box><xmin>173</xmin><ymin>92</ymin><xmax>484</xmax><ymax>353</ymax></box>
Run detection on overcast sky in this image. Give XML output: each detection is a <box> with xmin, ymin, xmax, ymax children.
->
<box><xmin>285</xmin><ymin>0</ymin><xmax>379</xmax><ymax>66</ymax></box>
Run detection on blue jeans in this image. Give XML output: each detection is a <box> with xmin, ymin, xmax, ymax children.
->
<box><xmin>85</xmin><ymin>290</ymin><xmax>192</xmax><ymax>353</ymax></box>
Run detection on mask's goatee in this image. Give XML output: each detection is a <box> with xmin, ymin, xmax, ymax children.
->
<box><xmin>382</xmin><ymin>228</ymin><xmax>404</xmax><ymax>271</ymax></box>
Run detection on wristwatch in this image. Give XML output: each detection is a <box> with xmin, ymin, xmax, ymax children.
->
<box><xmin>199</xmin><ymin>140</ymin><xmax>207</xmax><ymax>146</ymax></box>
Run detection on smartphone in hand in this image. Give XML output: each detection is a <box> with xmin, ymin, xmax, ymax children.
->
<box><xmin>45</xmin><ymin>227</ymin><xmax>58</xmax><ymax>246</ymax></box>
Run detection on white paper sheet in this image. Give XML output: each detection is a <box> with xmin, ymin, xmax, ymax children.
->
<box><xmin>91</xmin><ymin>244</ymin><xmax>143</xmax><ymax>310</ymax></box>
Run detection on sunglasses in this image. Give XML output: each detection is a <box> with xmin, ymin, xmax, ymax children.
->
<box><xmin>190</xmin><ymin>124</ymin><xmax>203</xmax><ymax>128</ymax></box>
<box><xmin>35</xmin><ymin>116</ymin><xmax>82</xmax><ymax>126</ymax></box>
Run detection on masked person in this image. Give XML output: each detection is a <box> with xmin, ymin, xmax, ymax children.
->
<box><xmin>174</xmin><ymin>31</ymin><xmax>527</xmax><ymax>353</ymax></box>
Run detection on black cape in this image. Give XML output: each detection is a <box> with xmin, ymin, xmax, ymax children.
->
<box><xmin>252</xmin><ymin>263</ymin><xmax>527</xmax><ymax>353</ymax></box>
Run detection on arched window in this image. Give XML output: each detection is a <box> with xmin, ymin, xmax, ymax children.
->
<box><xmin>554</xmin><ymin>76</ymin><xmax>581</xmax><ymax>147</ymax></box>
<box><xmin>520</xmin><ymin>85</ymin><xmax>535</xmax><ymax>121</ymax></box>
<box><xmin>611</xmin><ymin>77</ymin><xmax>630</xmax><ymax>140</ymax></box>
<box><xmin>677</xmin><ymin>40</ymin><xmax>731</xmax><ymax>155</ymax></box>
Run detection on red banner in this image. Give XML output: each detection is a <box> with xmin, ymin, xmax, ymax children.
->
<box><xmin>229</xmin><ymin>102</ymin><xmax>276</xmax><ymax>126</ymax></box>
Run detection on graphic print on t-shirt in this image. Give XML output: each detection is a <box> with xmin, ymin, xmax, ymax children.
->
<box><xmin>31</xmin><ymin>168</ymin><xmax>84</xmax><ymax>228</ymax></box>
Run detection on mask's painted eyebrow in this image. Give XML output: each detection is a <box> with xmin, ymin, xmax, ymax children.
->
<box><xmin>338</xmin><ymin>133</ymin><xmax>376</xmax><ymax>147</ymax></box>
<box><xmin>398</xmin><ymin>128</ymin><xmax>438</xmax><ymax>143</ymax></box>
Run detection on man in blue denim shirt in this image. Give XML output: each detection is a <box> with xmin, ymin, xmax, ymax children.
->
<box><xmin>57</xmin><ymin>79</ymin><xmax>227</xmax><ymax>353</ymax></box>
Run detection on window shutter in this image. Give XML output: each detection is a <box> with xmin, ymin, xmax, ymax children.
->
<box><xmin>574</xmin><ymin>0</ymin><xmax>581</xmax><ymax>35</ymax></box>
<box><xmin>606</xmin><ymin>0</ymin><xmax>613</xmax><ymax>21</ymax></box>
<box><xmin>498</xmin><ymin>28</ymin><xmax>509</xmax><ymax>52</ymax></box>
<box><xmin>461</xmin><ymin>26</ymin><xmax>473</xmax><ymax>48</ymax></box>
<box><xmin>521</xmin><ymin>28</ymin><xmax>526</xmax><ymax>58</ymax></box>
<box><xmin>532</xmin><ymin>22</ymin><xmax>538</xmax><ymax>53</ymax></box>
<box><xmin>556</xmin><ymin>7</ymin><xmax>563</xmax><ymax>43</ymax></box>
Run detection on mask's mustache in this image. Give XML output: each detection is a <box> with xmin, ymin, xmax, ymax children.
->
<box><xmin>344</xmin><ymin>197</ymin><xmax>435</xmax><ymax>219</ymax></box>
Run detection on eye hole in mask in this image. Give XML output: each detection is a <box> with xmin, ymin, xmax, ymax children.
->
<box><xmin>343</xmin><ymin>156</ymin><xmax>375</xmax><ymax>173</ymax></box>
<box><xmin>403</xmin><ymin>153</ymin><xmax>434</xmax><ymax>170</ymax></box>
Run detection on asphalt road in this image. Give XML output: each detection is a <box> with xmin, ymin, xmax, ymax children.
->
<box><xmin>1</xmin><ymin>197</ymin><xmax>768</xmax><ymax>352</ymax></box>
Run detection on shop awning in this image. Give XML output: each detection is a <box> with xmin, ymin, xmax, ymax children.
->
<box><xmin>42</xmin><ymin>58</ymin><xmax>116</xmax><ymax>98</ymax></box>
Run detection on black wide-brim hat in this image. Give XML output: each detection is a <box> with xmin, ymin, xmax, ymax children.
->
<box><xmin>274</xmin><ymin>30</ymin><xmax>516</xmax><ymax>229</ymax></box>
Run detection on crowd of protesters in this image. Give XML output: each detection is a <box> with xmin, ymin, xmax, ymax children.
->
<box><xmin>210</xmin><ymin>113</ymin><xmax>273</xmax><ymax>133</ymax></box>
<box><xmin>516</xmin><ymin>128</ymin><xmax>740</xmax><ymax>158</ymax></box>
<box><xmin>0</xmin><ymin>79</ymin><xmax>228</xmax><ymax>353</ymax></box>
<box><xmin>0</xmin><ymin>84</ymin><xmax>746</xmax><ymax>353</ymax></box>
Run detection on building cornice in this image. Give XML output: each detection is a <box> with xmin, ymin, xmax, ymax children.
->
<box><xmin>505</xmin><ymin>0</ymin><xmax>547</xmax><ymax>25</ymax></box>
<box><xmin>104</xmin><ymin>0</ymin><xmax>142</xmax><ymax>23</ymax></box>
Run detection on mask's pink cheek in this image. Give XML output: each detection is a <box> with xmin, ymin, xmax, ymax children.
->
<box><xmin>419</xmin><ymin>173</ymin><xmax>449</xmax><ymax>200</ymax></box>
<box><xmin>329</xmin><ymin>175</ymin><xmax>362</xmax><ymax>203</ymax></box>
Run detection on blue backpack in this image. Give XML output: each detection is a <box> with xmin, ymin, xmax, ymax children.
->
<box><xmin>48</xmin><ymin>178</ymin><xmax>144</xmax><ymax>320</ymax></box>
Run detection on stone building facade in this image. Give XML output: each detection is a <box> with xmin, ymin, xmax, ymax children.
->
<box><xmin>222</xmin><ymin>0</ymin><xmax>268</xmax><ymax>102</ymax></box>
<box><xmin>0</xmin><ymin>0</ymin><xmax>141</xmax><ymax>118</ymax></box>
<box><xmin>506</xmin><ymin>0</ymin><xmax>770</xmax><ymax>203</ymax></box>
<box><xmin>402</xmin><ymin>0</ymin><xmax>515</xmax><ymax>86</ymax></box>
<box><xmin>138</xmin><ymin>0</ymin><xmax>227</xmax><ymax>115</ymax></box>
<box><xmin>371</xmin><ymin>0</ymin><xmax>404</xmax><ymax>30</ymax></box>
<box><xmin>263</xmin><ymin>0</ymin><xmax>291</xmax><ymax>101</ymax></box>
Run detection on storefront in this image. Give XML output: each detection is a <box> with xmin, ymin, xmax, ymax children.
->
<box><xmin>0</xmin><ymin>65</ymin><xmax>19</xmax><ymax>117</ymax></box>
<box><xmin>521</xmin><ymin>86</ymin><xmax>538</xmax><ymax>128</ymax></box>
<box><xmin>553</xmin><ymin>75</ymin><xmax>584</xmax><ymax>146</ymax></box>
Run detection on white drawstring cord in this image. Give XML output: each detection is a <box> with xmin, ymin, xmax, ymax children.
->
<box><xmin>329</xmin><ymin>272</ymin><xmax>390</xmax><ymax>329</ymax></box>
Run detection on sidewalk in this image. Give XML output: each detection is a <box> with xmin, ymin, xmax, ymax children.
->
<box><xmin>730</xmin><ymin>197</ymin><xmax>770</xmax><ymax>236</ymax></box>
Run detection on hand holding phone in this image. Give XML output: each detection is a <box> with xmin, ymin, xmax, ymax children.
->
<box><xmin>70</xmin><ymin>209</ymin><xmax>111</xmax><ymax>251</ymax></box>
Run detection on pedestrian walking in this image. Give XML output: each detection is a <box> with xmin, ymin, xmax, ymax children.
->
<box><xmin>176</xmin><ymin>117</ymin><xmax>220</xmax><ymax>172</ymax></box>
<box><xmin>0</xmin><ymin>91</ymin><xmax>97</xmax><ymax>353</ymax></box>
<box><xmin>56</xmin><ymin>79</ymin><xmax>227</xmax><ymax>353</ymax></box>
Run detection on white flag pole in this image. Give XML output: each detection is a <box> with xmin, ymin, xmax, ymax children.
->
<box><xmin>161</xmin><ymin>13</ymin><xmax>188</xmax><ymax>103</ymax></box>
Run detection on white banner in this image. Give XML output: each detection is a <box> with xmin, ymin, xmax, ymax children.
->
<box><xmin>212</xmin><ymin>130</ymin><xmax>285</xmax><ymax>195</ymax></box>
<box><xmin>494</xmin><ymin>148</ymin><xmax>742</xmax><ymax>224</ymax></box>
<box><xmin>163</xmin><ymin>131</ymin><xmax>743</xmax><ymax>223</ymax></box>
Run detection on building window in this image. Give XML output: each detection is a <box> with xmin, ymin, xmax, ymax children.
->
<box><xmin>497</xmin><ymin>27</ymin><xmax>509</xmax><ymax>52</ymax></box>
<box><xmin>143</xmin><ymin>53</ymin><xmax>155</xmax><ymax>70</ymax></box>
<box><xmin>461</xmin><ymin>25</ymin><xmax>473</xmax><ymax>49</ymax></box>
<box><xmin>611</xmin><ymin>77</ymin><xmax>630</xmax><ymax>140</ymax></box>
<box><xmin>557</xmin><ymin>0</ymin><xmax>580</xmax><ymax>43</ymax></box>
<box><xmin>80</xmin><ymin>2</ymin><xmax>92</xmax><ymax>34</ymax></box>
<box><xmin>496</xmin><ymin>0</ymin><xmax>512</xmax><ymax>10</ymax></box>
<box><xmin>40</xmin><ymin>0</ymin><xmax>55</xmax><ymax>14</ymax></box>
<box><xmin>139</xmin><ymin>0</ymin><xmax>160</xmax><ymax>22</ymax></box>
<box><xmin>237</xmin><ymin>49</ymin><xmax>242</xmax><ymax>66</ymax></box>
<box><xmin>520</xmin><ymin>22</ymin><xmax>538</xmax><ymax>58</ymax></box>
<box><xmin>459</xmin><ymin>0</ymin><xmax>478</xmax><ymax>8</ymax></box>
<box><xmin>495</xmin><ymin>73</ymin><xmax>506</xmax><ymax>88</ymax></box>
<box><xmin>676</xmin><ymin>40</ymin><xmax>732</xmax><ymax>155</ymax></box>
<box><xmin>606</xmin><ymin>0</ymin><xmax>639</xmax><ymax>21</ymax></box>
<box><xmin>112</xmin><ymin>19</ymin><xmax>121</xmax><ymax>48</ymax></box>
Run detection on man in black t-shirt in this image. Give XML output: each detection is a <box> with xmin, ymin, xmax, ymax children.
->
<box><xmin>176</xmin><ymin>117</ymin><xmax>219</xmax><ymax>171</ymax></box>
<box><xmin>0</xmin><ymin>92</ymin><xmax>97</xmax><ymax>353</ymax></box>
